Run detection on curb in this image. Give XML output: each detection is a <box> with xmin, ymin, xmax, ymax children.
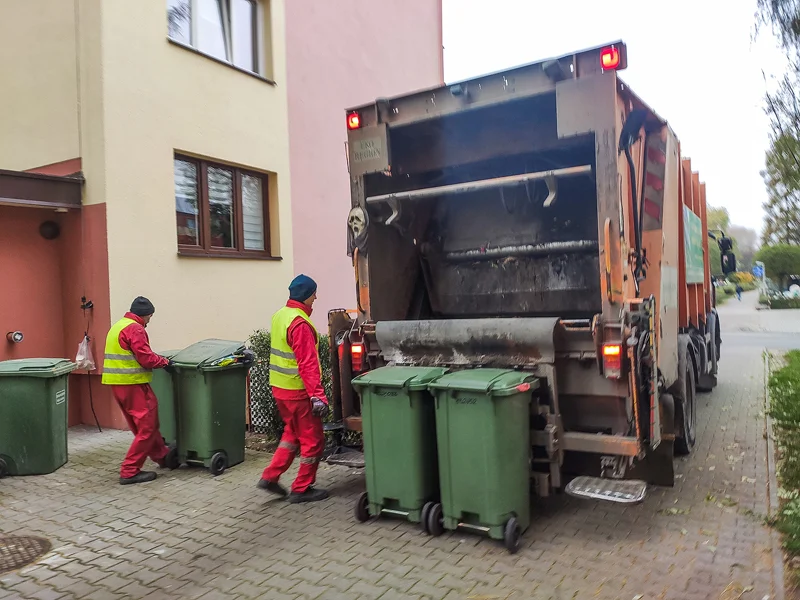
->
<box><xmin>765</xmin><ymin>350</ymin><xmax>786</xmax><ymax>600</ymax></box>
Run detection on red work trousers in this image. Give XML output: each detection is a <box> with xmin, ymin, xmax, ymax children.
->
<box><xmin>262</xmin><ymin>398</ymin><xmax>324</xmax><ymax>493</ymax></box>
<box><xmin>112</xmin><ymin>384</ymin><xmax>169</xmax><ymax>478</ymax></box>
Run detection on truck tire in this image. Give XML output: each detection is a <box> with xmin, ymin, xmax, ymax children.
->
<box><xmin>697</xmin><ymin>311</ymin><xmax>718</xmax><ymax>392</ymax></box>
<box><xmin>672</xmin><ymin>338</ymin><xmax>697</xmax><ymax>456</ymax></box>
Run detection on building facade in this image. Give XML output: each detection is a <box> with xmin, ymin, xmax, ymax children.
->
<box><xmin>0</xmin><ymin>0</ymin><xmax>443</xmax><ymax>429</ymax></box>
<box><xmin>0</xmin><ymin>0</ymin><xmax>294</xmax><ymax>428</ymax></box>
<box><xmin>285</xmin><ymin>0</ymin><xmax>445</xmax><ymax>325</ymax></box>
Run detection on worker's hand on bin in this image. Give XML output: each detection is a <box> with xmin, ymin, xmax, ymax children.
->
<box><xmin>240</xmin><ymin>349</ymin><xmax>255</xmax><ymax>365</ymax></box>
<box><xmin>164</xmin><ymin>359</ymin><xmax>176</xmax><ymax>375</ymax></box>
<box><xmin>311</xmin><ymin>397</ymin><xmax>329</xmax><ymax>419</ymax></box>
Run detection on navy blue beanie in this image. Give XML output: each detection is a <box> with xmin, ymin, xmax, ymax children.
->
<box><xmin>289</xmin><ymin>274</ymin><xmax>317</xmax><ymax>302</ymax></box>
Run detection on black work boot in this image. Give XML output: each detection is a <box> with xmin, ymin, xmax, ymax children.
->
<box><xmin>287</xmin><ymin>487</ymin><xmax>329</xmax><ymax>504</ymax></box>
<box><xmin>119</xmin><ymin>471</ymin><xmax>157</xmax><ymax>485</ymax></box>
<box><xmin>257</xmin><ymin>478</ymin><xmax>287</xmax><ymax>497</ymax></box>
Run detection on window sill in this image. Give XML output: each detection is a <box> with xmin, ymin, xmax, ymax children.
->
<box><xmin>178</xmin><ymin>248</ymin><xmax>282</xmax><ymax>261</ymax></box>
<box><xmin>168</xmin><ymin>38</ymin><xmax>276</xmax><ymax>86</ymax></box>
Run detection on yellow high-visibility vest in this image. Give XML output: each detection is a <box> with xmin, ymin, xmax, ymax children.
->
<box><xmin>101</xmin><ymin>317</ymin><xmax>153</xmax><ymax>385</ymax></box>
<box><xmin>270</xmin><ymin>306</ymin><xmax>321</xmax><ymax>390</ymax></box>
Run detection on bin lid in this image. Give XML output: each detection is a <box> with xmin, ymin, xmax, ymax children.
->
<box><xmin>352</xmin><ymin>365</ymin><xmax>448</xmax><ymax>391</ymax></box>
<box><xmin>170</xmin><ymin>339</ymin><xmax>246</xmax><ymax>370</ymax></box>
<box><xmin>0</xmin><ymin>358</ymin><xmax>77</xmax><ymax>378</ymax></box>
<box><xmin>428</xmin><ymin>368</ymin><xmax>538</xmax><ymax>396</ymax></box>
<box><xmin>157</xmin><ymin>349</ymin><xmax>181</xmax><ymax>359</ymax></box>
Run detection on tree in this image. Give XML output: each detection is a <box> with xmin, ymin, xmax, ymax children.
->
<box><xmin>756</xmin><ymin>1</ymin><xmax>800</xmax><ymax>245</ymax></box>
<box><xmin>762</xmin><ymin>133</ymin><xmax>800</xmax><ymax>245</ymax></box>
<box><xmin>756</xmin><ymin>244</ymin><xmax>800</xmax><ymax>287</ymax></box>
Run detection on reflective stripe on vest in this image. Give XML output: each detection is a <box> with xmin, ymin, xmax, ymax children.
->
<box><xmin>101</xmin><ymin>317</ymin><xmax>153</xmax><ymax>385</ymax></box>
<box><xmin>269</xmin><ymin>306</ymin><xmax>321</xmax><ymax>390</ymax></box>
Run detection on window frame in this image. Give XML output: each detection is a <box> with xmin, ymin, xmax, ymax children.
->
<box><xmin>167</xmin><ymin>0</ymin><xmax>272</xmax><ymax>83</ymax></box>
<box><xmin>174</xmin><ymin>153</ymin><xmax>274</xmax><ymax>260</ymax></box>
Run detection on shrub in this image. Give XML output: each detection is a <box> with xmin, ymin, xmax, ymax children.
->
<box><xmin>771</xmin><ymin>298</ymin><xmax>800</xmax><ymax>310</ymax></box>
<box><xmin>768</xmin><ymin>352</ymin><xmax>800</xmax><ymax>554</ymax></box>
<box><xmin>246</xmin><ymin>329</ymin><xmax>335</xmax><ymax>439</ymax></box>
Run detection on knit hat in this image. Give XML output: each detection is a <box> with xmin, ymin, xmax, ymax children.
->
<box><xmin>288</xmin><ymin>275</ymin><xmax>317</xmax><ymax>302</ymax></box>
<box><xmin>130</xmin><ymin>296</ymin><xmax>155</xmax><ymax>317</ymax></box>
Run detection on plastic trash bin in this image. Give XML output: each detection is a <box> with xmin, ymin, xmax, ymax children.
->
<box><xmin>0</xmin><ymin>358</ymin><xmax>77</xmax><ymax>477</ymax></box>
<box><xmin>351</xmin><ymin>366</ymin><xmax>448</xmax><ymax>528</ymax></box>
<box><xmin>427</xmin><ymin>368</ymin><xmax>537</xmax><ymax>553</ymax></box>
<box><xmin>170</xmin><ymin>339</ymin><xmax>251</xmax><ymax>475</ymax></box>
<box><xmin>150</xmin><ymin>349</ymin><xmax>180</xmax><ymax>446</ymax></box>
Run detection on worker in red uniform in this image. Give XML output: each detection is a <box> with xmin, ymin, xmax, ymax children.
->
<box><xmin>102</xmin><ymin>297</ymin><xmax>177</xmax><ymax>485</ymax></box>
<box><xmin>258</xmin><ymin>275</ymin><xmax>330</xmax><ymax>503</ymax></box>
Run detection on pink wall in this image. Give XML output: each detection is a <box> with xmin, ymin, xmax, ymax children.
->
<box><xmin>285</xmin><ymin>0</ymin><xmax>444</xmax><ymax>326</ymax></box>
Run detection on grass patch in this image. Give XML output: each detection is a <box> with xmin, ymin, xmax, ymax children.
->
<box><xmin>768</xmin><ymin>351</ymin><xmax>800</xmax><ymax>559</ymax></box>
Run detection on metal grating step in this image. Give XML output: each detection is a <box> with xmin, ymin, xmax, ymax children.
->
<box><xmin>564</xmin><ymin>476</ymin><xmax>647</xmax><ymax>504</ymax></box>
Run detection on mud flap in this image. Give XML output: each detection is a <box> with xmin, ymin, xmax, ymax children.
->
<box><xmin>628</xmin><ymin>391</ymin><xmax>675</xmax><ymax>487</ymax></box>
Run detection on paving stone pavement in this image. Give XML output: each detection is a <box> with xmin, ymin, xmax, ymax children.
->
<box><xmin>0</xmin><ymin>293</ymin><xmax>786</xmax><ymax>599</ymax></box>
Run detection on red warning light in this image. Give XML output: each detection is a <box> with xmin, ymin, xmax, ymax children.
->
<box><xmin>600</xmin><ymin>46</ymin><xmax>621</xmax><ymax>70</ymax></box>
<box><xmin>347</xmin><ymin>112</ymin><xmax>361</xmax><ymax>130</ymax></box>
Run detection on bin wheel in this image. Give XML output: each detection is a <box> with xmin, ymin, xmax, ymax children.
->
<box><xmin>0</xmin><ymin>458</ymin><xmax>7</xmax><ymax>479</ymax></box>
<box><xmin>209</xmin><ymin>452</ymin><xmax>228</xmax><ymax>476</ymax></box>
<box><xmin>427</xmin><ymin>503</ymin><xmax>444</xmax><ymax>537</ymax></box>
<box><xmin>504</xmin><ymin>517</ymin><xmax>521</xmax><ymax>554</ymax></box>
<box><xmin>164</xmin><ymin>447</ymin><xmax>180</xmax><ymax>470</ymax></box>
<box><xmin>421</xmin><ymin>502</ymin><xmax>434</xmax><ymax>534</ymax></box>
<box><xmin>354</xmin><ymin>492</ymin><xmax>370</xmax><ymax>523</ymax></box>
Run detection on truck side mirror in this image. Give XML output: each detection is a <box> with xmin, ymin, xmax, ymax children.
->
<box><xmin>721</xmin><ymin>251</ymin><xmax>737</xmax><ymax>275</ymax></box>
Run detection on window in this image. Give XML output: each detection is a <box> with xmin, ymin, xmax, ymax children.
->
<box><xmin>167</xmin><ymin>0</ymin><xmax>260</xmax><ymax>75</ymax></box>
<box><xmin>174</xmin><ymin>155</ymin><xmax>271</xmax><ymax>258</ymax></box>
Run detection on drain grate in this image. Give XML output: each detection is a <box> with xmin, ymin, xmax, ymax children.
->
<box><xmin>0</xmin><ymin>535</ymin><xmax>52</xmax><ymax>575</ymax></box>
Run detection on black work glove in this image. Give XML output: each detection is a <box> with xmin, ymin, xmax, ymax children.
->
<box><xmin>310</xmin><ymin>397</ymin><xmax>329</xmax><ymax>419</ymax></box>
<box><xmin>164</xmin><ymin>359</ymin><xmax>176</xmax><ymax>375</ymax></box>
<box><xmin>240</xmin><ymin>349</ymin><xmax>255</xmax><ymax>365</ymax></box>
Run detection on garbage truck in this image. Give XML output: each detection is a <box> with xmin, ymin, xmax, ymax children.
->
<box><xmin>327</xmin><ymin>41</ymin><xmax>736</xmax><ymax>504</ymax></box>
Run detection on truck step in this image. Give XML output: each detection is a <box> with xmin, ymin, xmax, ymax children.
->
<box><xmin>564</xmin><ymin>476</ymin><xmax>647</xmax><ymax>504</ymax></box>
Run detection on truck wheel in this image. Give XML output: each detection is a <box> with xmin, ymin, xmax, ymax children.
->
<box><xmin>673</xmin><ymin>341</ymin><xmax>697</xmax><ymax>456</ymax></box>
<box><xmin>697</xmin><ymin>312</ymin><xmax>719</xmax><ymax>392</ymax></box>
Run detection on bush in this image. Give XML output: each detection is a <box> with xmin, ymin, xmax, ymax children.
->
<box><xmin>771</xmin><ymin>298</ymin><xmax>800</xmax><ymax>310</ymax></box>
<box><xmin>769</xmin><ymin>352</ymin><xmax>800</xmax><ymax>554</ymax></box>
<box><xmin>729</xmin><ymin>272</ymin><xmax>756</xmax><ymax>285</ymax></box>
<box><xmin>721</xmin><ymin>284</ymin><xmax>735</xmax><ymax>296</ymax></box>
<box><xmin>246</xmin><ymin>329</ymin><xmax>335</xmax><ymax>439</ymax></box>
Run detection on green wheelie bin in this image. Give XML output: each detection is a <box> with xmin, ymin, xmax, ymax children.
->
<box><xmin>170</xmin><ymin>339</ymin><xmax>251</xmax><ymax>476</ymax></box>
<box><xmin>351</xmin><ymin>366</ymin><xmax>448</xmax><ymax>529</ymax></box>
<box><xmin>0</xmin><ymin>358</ymin><xmax>77</xmax><ymax>477</ymax></box>
<box><xmin>427</xmin><ymin>368</ymin><xmax>537</xmax><ymax>554</ymax></box>
<box><xmin>150</xmin><ymin>349</ymin><xmax>180</xmax><ymax>447</ymax></box>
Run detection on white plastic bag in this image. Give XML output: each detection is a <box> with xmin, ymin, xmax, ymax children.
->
<box><xmin>76</xmin><ymin>335</ymin><xmax>96</xmax><ymax>371</ymax></box>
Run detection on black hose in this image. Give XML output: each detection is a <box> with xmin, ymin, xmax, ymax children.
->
<box><xmin>87</xmin><ymin>370</ymin><xmax>102</xmax><ymax>433</ymax></box>
<box><xmin>624</xmin><ymin>146</ymin><xmax>643</xmax><ymax>293</ymax></box>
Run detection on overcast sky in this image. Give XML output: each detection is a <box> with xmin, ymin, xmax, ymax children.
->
<box><xmin>442</xmin><ymin>0</ymin><xmax>787</xmax><ymax>236</ymax></box>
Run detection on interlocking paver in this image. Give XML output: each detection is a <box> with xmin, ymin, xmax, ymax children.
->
<box><xmin>0</xmin><ymin>292</ymin><xmax>789</xmax><ymax>599</ymax></box>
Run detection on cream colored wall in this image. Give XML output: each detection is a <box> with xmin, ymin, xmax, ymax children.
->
<box><xmin>96</xmin><ymin>0</ymin><xmax>294</xmax><ymax>349</ymax></box>
<box><xmin>0</xmin><ymin>0</ymin><xmax>80</xmax><ymax>170</ymax></box>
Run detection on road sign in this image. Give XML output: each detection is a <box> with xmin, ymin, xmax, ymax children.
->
<box><xmin>753</xmin><ymin>265</ymin><xmax>764</xmax><ymax>278</ymax></box>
